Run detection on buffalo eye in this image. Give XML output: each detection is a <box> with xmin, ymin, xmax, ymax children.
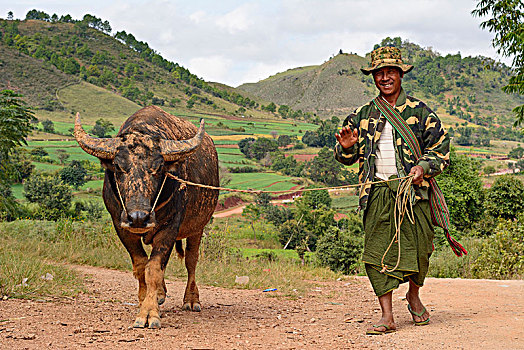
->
<box><xmin>150</xmin><ymin>160</ymin><xmax>163</xmax><ymax>175</ymax></box>
<box><xmin>113</xmin><ymin>162</ymin><xmax>125</xmax><ymax>173</ymax></box>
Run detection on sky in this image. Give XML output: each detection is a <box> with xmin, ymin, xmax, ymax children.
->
<box><xmin>3</xmin><ymin>0</ymin><xmax>509</xmax><ymax>87</ymax></box>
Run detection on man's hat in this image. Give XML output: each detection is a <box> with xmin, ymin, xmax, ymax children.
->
<box><xmin>360</xmin><ymin>46</ymin><xmax>413</xmax><ymax>75</ymax></box>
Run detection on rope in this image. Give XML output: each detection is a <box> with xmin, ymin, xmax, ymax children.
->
<box><xmin>380</xmin><ymin>176</ymin><xmax>415</xmax><ymax>274</ymax></box>
<box><xmin>165</xmin><ymin>172</ymin><xmax>414</xmax><ymax>195</ymax></box>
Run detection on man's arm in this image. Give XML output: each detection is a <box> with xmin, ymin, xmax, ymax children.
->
<box><xmin>415</xmin><ymin>108</ymin><xmax>450</xmax><ymax>179</ymax></box>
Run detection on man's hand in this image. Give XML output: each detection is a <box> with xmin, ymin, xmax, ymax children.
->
<box><xmin>335</xmin><ymin>126</ymin><xmax>358</xmax><ymax>149</ymax></box>
<box><xmin>409</xmin><ymin>165</ymin><xmax>424</xmax><ymax>185</ymax></box>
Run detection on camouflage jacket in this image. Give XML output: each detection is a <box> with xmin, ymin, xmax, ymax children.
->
<box><xmin>334</xmin><ymin>88</ymin><xmax>450</xmax><ymax>211</ymax></box>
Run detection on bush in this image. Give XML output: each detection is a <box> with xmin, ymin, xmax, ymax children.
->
<box><xmin>471</xmin><ymin>219</ymin><xmax>524</xmax><ymax>279</ymax></box>
<box><xmin>23</xmin><ymin>174</ymin><xmax>72</xmax><ymax>220</ymax></box>
<box><xmin>430</xmin><ymin>217</ymin><xmax>524</xmax><ymax>279</ymax></box>
<box><xmin>484</xmin><ymin>175</ymin><xmax>524</xmax><ymax>220</ymax></box>
<box><xmin>316</xmin><ymin>226</ymin><xmax>363</xmax><ymax>274</ymax></box>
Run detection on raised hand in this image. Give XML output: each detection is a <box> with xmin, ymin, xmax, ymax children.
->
<box><xmin>335</xmin><ymin>125</ymin><xmax>358</xmax><ymax>149</ymax></box>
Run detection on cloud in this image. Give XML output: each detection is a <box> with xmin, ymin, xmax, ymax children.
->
<box><xmin>1</xmin><ymin>0</ymin><xmax>508</xmax><ymax>86</ymax></box>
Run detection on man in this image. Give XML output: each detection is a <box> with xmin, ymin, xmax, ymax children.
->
<box><xmin>334</xmin><ymin>46</ymin><xmax>450</xmax><ymax>335</ymax></box>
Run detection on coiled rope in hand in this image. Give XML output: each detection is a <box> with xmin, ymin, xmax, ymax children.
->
<box><xmin>380</xmin><ymin>176</ymin><xmax>415</xmax><ymax>274</ymax></box>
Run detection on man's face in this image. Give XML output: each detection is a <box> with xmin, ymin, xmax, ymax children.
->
<box><xmin>372</xmin><ymin>66</ymin><xmax>403</xmax><ymax>99</ymax></box>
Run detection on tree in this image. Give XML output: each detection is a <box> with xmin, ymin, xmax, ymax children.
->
<box><xmin>316</xmin><ymin>226</ymin><xmax>363</xmax><ymax>274</ymax></box>
<box><xmin>277</xmin><ymin>134</ymin><xmax>292</xmax><ymax>147</ymax></box>
<box><xmin>316</xmin><ymin>120</ymin><xmax>338</xmax><ymax>148</ymax></box>
<box><xmin>30</xmin><ymin>146</ymin><xmax>48</xmax><ymax>157</ymax></box>
<box><xmin>439</xmin><ymin>149</ymin><xmax>485</xmax><ymax>232</ymax></box>
<box><xmin>238</xmin><ymin>137</ymin><xmax>255</xmax><ymax>158</ymax></box>
<box><xmin>250</xmin><ymin>138</ymin><xmax>279</xmax><ymax>160</ymax></box>
<box><xmin>484</xmin><ymin>175</ymin><xmax>524</xmax><ymax>220</ymax></box>
<box><xmin>242</xmin><ymin>204</ymin><xmax>261</xmax><ymax>241</ymax></box>
<box><xmin>278</xmin><ymin>104</ymin><xmax>290</xmax><ymax>117</ymax></box>
<box><xmin>263</xmin><ymin>102</ymin><xmax>276</xmax><ymax>112</ymax></box>
<box><xmin>517</xmin><ymin>159</ymin><xmax>524</xmax><ymax>171</ymax></box>
<box><xmin>302</xmin><ymin>130</ymin><xmax>321</xmax><ymax>147</ymax></box>
<box><xmin>484</xmin><ymin>165</ymin><xmax>496</xmax><ymax>176</ymax></box>
<box><xmin>302</xmin><ymin>147</ymin><xmax>350</xmax><ymax>186</ymax></box>
<box><xmin>25</xmin><ymin>9</ymin><xmax>50</xmax><ymax>21</ymax></box>
<box><xmin>0</xmin><ymin>90</ymin><xmax>35</xmax><ymax>220</ymax></box>
<box><xmin>56</xmin><ymin>149</ymin><xmax>70</xmax><ymax>164</ymax></box>
<box><xmin>91</xmin><ymin>118</ymin><xmax>115</xmax><ymax>138</ymax></box>
<box><xmin>302</xmin><ymin>189</ymin><xmax>332</xmax><ymax>209</ymax></box>
<box><xmin>7</xmin><ymin>11</ymin><xmax>13</xmax><ymax>20</ymax></box>
<box><xmin>24</xmin><ymin>174</ymin><xmax>73</xmax><ymax>220</ymax></box>
<box><xmin>0</xmin><ymin>90</ymin><xmax>35</xmax><ymax>155</ymax></box>
<box><xmin>508</xmin><ymin>146</ymin><xmax>524</xmax><ymax>159</ymax></box>
<box><xmin>41</xmin><ymin>119</ymin><xmax>55</xmax><ymax>133</ymax></box>
<box><xmin>60</xmin><ymin>160</ymin><xmax>88</xmax><ymax>189</ymax></box>
<box><xmin>473</xmin><ymin>0</ymin><xmax>524</xmax><ymax>125</ymax></box>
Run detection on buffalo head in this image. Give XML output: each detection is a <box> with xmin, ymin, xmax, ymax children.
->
<box><xmin>74</xmin><ymin>113</ymin><xmax>204</xmax><ymax>233</ymax></box>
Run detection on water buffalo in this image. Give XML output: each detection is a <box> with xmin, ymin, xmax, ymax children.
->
<box><xmin>74</xmin><ymin>106</ymin><xmax>219</xmax><ymax>328</ymax></box>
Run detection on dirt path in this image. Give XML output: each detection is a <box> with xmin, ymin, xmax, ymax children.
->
<box><xmin>1</xmin><ymin>265</ymin><xmax>522</xmax><ymax>349</ymax></box>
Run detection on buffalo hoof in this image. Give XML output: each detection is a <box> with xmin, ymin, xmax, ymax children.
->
<box><xmin>182</xmin><ymin>302</ymin><xmax>201</xmax><ymax>312</ymax></box>
<box><xmin>133</xmin><ymin>317</ymin><xmax>147</xmax><ymax>328</ymax></box>
<box><xmin>148</xmin><ymin>317</ymin><xmax>161</xmax><ymax>329</ymax></box>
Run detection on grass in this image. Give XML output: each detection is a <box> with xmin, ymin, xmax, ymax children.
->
<box><xmin>0</xmin><ymin>240</ymin><xmax>84</xmax><ymax>299</ymax></box>
<box><xmin>56</xmin><ymin>82</ymin><xmax>142</xmax><ymax>126</ymax></box>
<box><xmin>0</xmin><ymin>216</ymin><xmax>338</xmax><ymax>299</ymax></box>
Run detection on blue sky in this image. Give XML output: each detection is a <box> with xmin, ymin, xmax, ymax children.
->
<box><xmin>2</xmin><ymin>0</ymin><xmax>508</xmax><ymax>86</ymax></box>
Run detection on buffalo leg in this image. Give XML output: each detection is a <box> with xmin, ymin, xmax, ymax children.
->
<box><xmin>134</xmin><ymin>235</ymin><xmax>176</xmax><ymax>329</ymax></box>
<box><xmin>116</xmin><ymin>230</ymin><xmax>148</xmax><ymax>306</ymax></box>
<box><xmin>183</xmin><ymin>234</ymin><xmax>202</xmax><ymax>312</ymax></box>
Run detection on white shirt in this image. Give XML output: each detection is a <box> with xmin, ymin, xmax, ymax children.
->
<box><xmin>375</xmin><ymin>119</ymin><xmax>398</xmax><ymax>180</ymax></box>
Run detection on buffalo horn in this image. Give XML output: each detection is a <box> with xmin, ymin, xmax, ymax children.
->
<box><xmin>160</xmin><ymin>119</ymin><xmax>205</xmax><ymax>162</ymax></box>
<box><xmin>74</xmin><ymin>113</ymin><xmax>120</xmax><ymax>159</ymax></box>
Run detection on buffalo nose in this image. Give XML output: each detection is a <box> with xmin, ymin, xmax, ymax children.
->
<box><xmin>128</xmin><ymin>210</ymin><xmax>150</xmax><ymax>227</ymax></box>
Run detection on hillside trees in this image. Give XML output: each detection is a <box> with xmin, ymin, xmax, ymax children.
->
<box><xmin>2</xmin><ymin>13</ymin><xmax>262</xmax><ymax>111</ymax></box>
<box><xmin>473</xmin><ymin>0</ymin><xmax>524</xmax><ymax>126</ymax></box>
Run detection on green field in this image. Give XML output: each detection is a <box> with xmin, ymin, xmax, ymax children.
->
<box><xmin>228</xmin><ymin>172</ymin><xmax>303</xmax><ymax>192</ymax></box>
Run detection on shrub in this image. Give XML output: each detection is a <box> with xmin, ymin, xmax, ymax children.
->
<box><xmin>484</xmin><ymin>175</ymin><xmax>524</xmax><ymax>220</ymax></box>
<box><xmin>316</xmin><ymin>226</ymin><xmax>363</xmax><ymax>274</ymax></box>
<box><xmin>471</xmin><ymin>219</ymin><xmax>524</xmax><ymax>279</ymax></box>
<box><xmin>430</xmin><ymin>217</ymin><xmax>524</xmax><ymax>279</ymax></box>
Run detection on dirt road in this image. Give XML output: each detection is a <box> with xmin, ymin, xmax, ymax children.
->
<box><xmin>1</xmin><ymin>265</ymin><xmax>522</xmax><ymax>349</ymax></box>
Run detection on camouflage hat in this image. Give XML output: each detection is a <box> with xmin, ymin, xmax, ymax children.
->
<box><xmin>360</xmin><ymin>46</ymin><xmax>413</xmax><ymax>75</ymax></box>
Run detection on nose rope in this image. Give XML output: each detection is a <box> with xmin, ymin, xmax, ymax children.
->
<box><xmin>114</xmin><ymin>174</ymin><xmax>168</xmax><ymax>218</ymax></box>
<box><xmin>114</xmin><ymin>178</ymin><xmax>128</xmax><ymax>216</ymax></box>
<box><xmin>150</xmin><ymin>174</ymin><xmax>168</xmax><ymax>213</ymax></box>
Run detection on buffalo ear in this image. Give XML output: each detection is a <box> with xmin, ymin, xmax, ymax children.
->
<box><xmin>100</xmin><ymin>158</ymin><xmax>115</xmax><ymax>171</ymax></box>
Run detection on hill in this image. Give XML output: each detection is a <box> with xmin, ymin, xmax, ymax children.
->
<box><xmin>239</xmin><ymin>54</ymin><xmax>376</xmax><ymax>117</ymax></box>
<box><xmin>238</xmin><ymin>38</ymin><xmax>524</xmax><ymax>129</ymax></box>
<box><xmin>0</xmin><ymin>15</ymin><xmax>280</xmax><ymax>125</ymax></box>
